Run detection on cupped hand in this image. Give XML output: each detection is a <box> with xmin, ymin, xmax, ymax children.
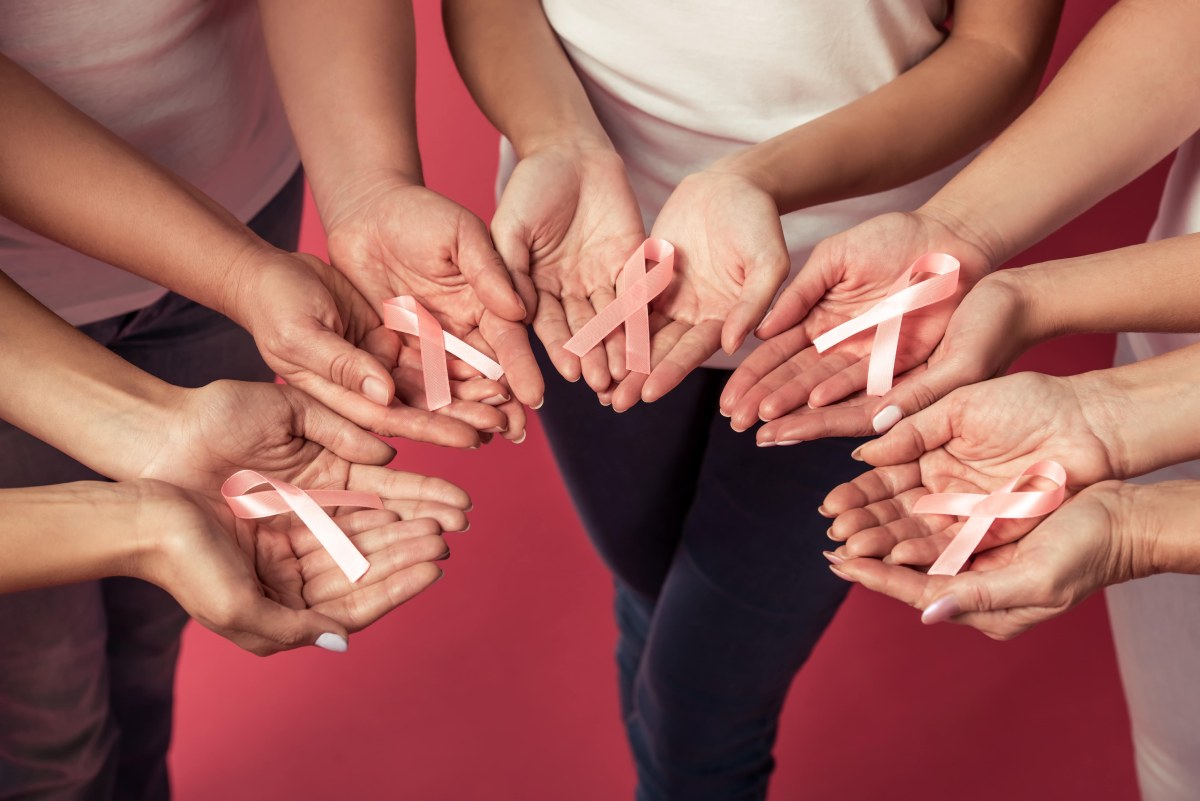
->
<box><xmin>732</xmin><ymin>269</ymin><xmax>1036</xmax><ymax>444</ymax></box>
<box><xmin>136</xmin><ymin>380</ymin><xmax>473</xmax><ymax>532</ymax></box>
<box><xmin>134</xmin><ymin>479</ymin><xmax>451</xmax><ymax>656</ymax></box>
<box><xmin>827</xmin><ymin>480</ymin><xmax>1137</xmax><ymax>640</ymax></box>
<box><xmin>820</xmin><ymin>371</ymin><xmax>1126</xmax><ymax>566</ymax></box>
<box><xmin>236</xmin><ymin>248</ymin><xmax>513</xmax><ymax>448</ymax></box>
<box><xmin>324</xmin><ymin>172</ymin><xmax>542</xmax><ymax>412</ymax></box>
<box><xmin>491</xmin><ymin>143</ymin><xmax>647</xmax><ymax>394</ymax></box>
<box><xmin>608</xmin><ymin>169</ymin><xmax>791</xmax><ymax>412</ymax></box>
<box><xmin>720</xmin><ymin>209</ymin><xmax>995</xmax><ymax>425</ymax></box>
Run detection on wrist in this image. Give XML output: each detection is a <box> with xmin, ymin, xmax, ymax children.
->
<box><xmin>917</xmin><ymin>198</ymin><xmax>1007</xmax><ymax>276</ymax></box>
<box><xmin>985</xmin><ymin>268</ymin><xmax>1051</xmax><ymax>350</ymax></box>
<box><xmin>317</xmin><ymin>167</ymin><xmax>425</xmax><ymax>235</ymax></box>
<box><xmin>708</xmin><ymin>148</ymin><xmax>785</xmax><ymax>208</ymax></box>
<box><xmin>1129</xmin><ymin>481</ymin><xmax>1200</xmax><ymax>577</ymax></box>
<box><xmin>1066</xmin><ymin>369</ymin><xmax>1137</xmax><ymax>481</ymax></box>
<box><xmin>128</xmin><ymin>479</ymin><xmax>197</xmax><ymax>589</ymax></box>
<box><xmin>513</xmin><ymin>128</ymin><xmax>615</xmax><ymax>161</ymax></box>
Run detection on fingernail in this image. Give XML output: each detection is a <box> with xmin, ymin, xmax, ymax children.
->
<box><xmin>532</xmin><ymin>398</ymin><xmax>544</xmax><ymax>410</ymax></box>
<box><xmin>483</xmin><ymin>394</ymin><xmax>510</xmax><ymax>406</ymax></box>
<box><xmin>776</xmin><ymin>440</ymin><xmax>801</xmax><ymax>447</ymax></box>
<box><xmin>433</xmin><ymin>568</ymin><xmax>446</xmax><ymax>584</ymax></box>
<box><xmin>436</xmin><ymin>549</ymin><xmax>451</xmax><ymax>560</ymax></box>
<box><xmin>823</xmin><ymin>550</ymin><xmax>845</xmax><ymax>566</ymax></box>
<box><xmin>850</xmin><ymin>445</ymin><xmax>865</xmax><ymax>462</ymax></box>
<box><xmin>922</xmin><ymin>595</ymin><xmax>962</xmax><ymax>625</ymax></box>
<box><xmin>315</xmin><ymin>633</ymin><xmax>348</xmax><ymax>653</ymax></box>
<box><xmin>759</xmin><ymin>309</ymin><xmax>774</xmax><ymax>331</ymax></box>
<box><xmin>483</xmin><ymin>425</ymin><xmax>507</xmax><ymax>434</ymax></box>
<box><xmin>513</xmin><ymin>431</ymin><xmax>527</xmax><ymax>445</ymax></box>
<box><xmin>362</xmin><ymin>376</ymin><xmax>391</xmax><ymax>407</ymax></box>
<box><xmin>828</xmin><ymin>565</ymin><xmax>854</xmax><ymax>582</ymax></box>
<box><xmin>719</xmin><ymin>407</ymin><xmax>731</xmax><ymax>418</ymax></box>
<box><xmin>817</xmin><ymin>505</ymin><xmax>834</xmax><ymax>518</ymax></box>
<box><xmin>599</xmin><ymin>398</ymin><xmax>611</xmax><ymax>407</ymax></box>
<box><xmin>826</xmin><ymin>527</ymin><xmax>837</xmax><ymax>541</ymax></box>
<box><xmin>465</xmin><ymin>503</ymin><xmax>475</xmax><ymax>512</ymax></box>
<box><xmin>463</xmin><ymin>521</ymin><xmax>471</xmax><ymax>532</ymax></box>
<box><xmin>757</xmin><ymin>441</ymin><xmax>776</xmax><ymax>448</ymax></box>
<box><xmin>872</xmin><ymin>405</ymin><xmax>903</xmax><ymax>434</ymax></box>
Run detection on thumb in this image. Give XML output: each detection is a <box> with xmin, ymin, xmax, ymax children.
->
<box><xmin>723</xmin><ymin>250</ymin><xmax>790</xmax><ymax>354</ymax></box>
<box><xmin>233</xmin><ymin>596</ymin><xmax>351</xmax><ymax>656</ymax></box>
<box><xmin>859</xmin><ymin>398</ymin><xmax>954</xmax><ymax>466</ymax></box>
<box><xmin>288</xmin><ymin>320</ymin><xmax>397</xmax><ymax>409</ymax></box>
<box><xmin>920</xmin><ymin>566</ymin><xmax>1034</xmax><ymax>626</ymax></box>
<box><xmin>288</xmin><ymin>386</ymin><xmax>395</xmax><ymax>466</ymax></box>
<box><xmin>459</xmin><ymin>214</ymin><xmax>528</xmax><ymax>322</ymax></box>
<box><xmin>490</xmin><ymin>208</ymin><xmax>539</xmax><ymax>322</ymax></box>
<box><xmin>755</xmin><ymin>248</ymin><xmax>831</xmax><ymax>340</ymax></box>
<box><xmin>869</xmin><ymin>354</ymin><xmax>976</xmax><ymax>434</ymax></box>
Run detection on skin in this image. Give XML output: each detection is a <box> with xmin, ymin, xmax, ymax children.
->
<box><xmin>0</xmin><ymin>52</ymin><xmax>510</xmax><ymax>448</ymax></box>
<box><xmin>730</xmin><ymin>0</ymin><xmax>1200</xmax><ymax>427</ymax></box>
<box><xmin>0</xmin><ymin>479</ymin><xmax>450</xmax><ymax>656</ymax></box>
<box><xmin>445</xmin><ymin>0</ymin><xmax>1062</xmax><ymax>409</ymax></box>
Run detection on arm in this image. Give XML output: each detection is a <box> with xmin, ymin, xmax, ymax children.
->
<box><xmin>610</xmin><ymin>0</ymin><xmax>1063</xmax><ymax>409</ymax></box>
<box><xmin>258</xmin><ymin>0</ymin><xmax>541</xmax><ymax>413</ymax></box>
<box><xmin>0</xmin><ymin>479</ymin><xmax>450</xmax><ymax>655</ymax></box>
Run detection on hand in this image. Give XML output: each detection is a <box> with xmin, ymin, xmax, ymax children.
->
<box><xmin>235</xmin><ymin>248</ymin><xmax>516</xmax><ymax>448</ymax></box>
<box><xmin>133</xmin><ymin>478</ymin><xmax>450</xmax><ymax>656</ymax></box>
<box><xmin>608</xmin><ymin>168</ymin><xmax>791</xmax><ymax>412</ymax></box>
<box><xmin>136</xmin><ymin>380</ymin><xmax>473</xmax><ymax>532</ymax></box>
<box><xmin>721</xmin><ymin>209</ymin><xmax>995</xmax><ymax>425</ymax></box>
<box><xmin>820</xmin><ymin>371</ymin><xmax>1127</xmax><ymax>565</ymax></box>
<box><xmin>491</xmin><ymin>143</ymin><xmax>646</xmax><ymax>394</ymax></box>
<box><xmin>730</xmin><ymin>269</ymin><xmax>1036</xmax><ymax>444</ymax></box>
<box><xmin>324</xmin><ymin>171</ymin><xmax>542</xmax><ymax>417</ymax></box>
<box><xmin>826</xmin><ymin>481</ymin><xmax>1138</xmax><ymax>640</ymax></box>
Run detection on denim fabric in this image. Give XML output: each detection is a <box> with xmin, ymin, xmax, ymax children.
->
<box><xmin>0</xmin><ymin>168</ymin><xmax>303</xmax><ymax>801</ymax></box>
<box><xmin>533</xmin><ymin>340</ymin><xmax>862</xmax><ymax>801</ymax></box>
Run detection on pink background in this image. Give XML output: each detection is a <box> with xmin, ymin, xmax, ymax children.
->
<box><xmin>170</xmin><ymin>2</ymin><xmax>1170</xmax><ymax>799</ymax></box>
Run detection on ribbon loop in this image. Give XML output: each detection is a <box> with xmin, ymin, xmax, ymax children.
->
<box><xmin>381</xmin><ymin>296</ymin><xmax>504</xmax><ymax>411</ymax></box>
<box><xmin>222</xmin><ymin>469</ymin><xmax>380</xmax><ymax>582</ymax></box>
<box><xmin>913</xmin><ymin>460</ymin><xmax>1067</xmax><ymax>576</ymax></box>
<box><xmin>564</xmin><ymin>238</ymin><xmax>675</xmax><ymax>374</ymax></box>
<box><xmin>813</xmin><ymin>253</ymin><xmax>960</xmax><ymax>396</ymax></box>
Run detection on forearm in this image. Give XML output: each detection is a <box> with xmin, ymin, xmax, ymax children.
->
<box><xmin>923</xmin><ymin>0</ymin><xmax>1200</xmax><ymax>265</ymax></box>
<box><xmin>0</xmin><ymin>272</ymin><xmax>182</xmax><ymax>481</ymax></box>
<box><xmin>719</xmin><ymin>0</ymin><xmax>1062</xmax><ymax>215</ymax></box>
<box><xmin>257</xmin><ymin>0</ymin><xmax>425</xmax><ymax>224</ymax></box>
<box><xmin>444</xmin><ymin>0</ymin><xmax>611</xmax><ymax>155</ymax></box>
<box><xmin>0</xmin><ymin>482</ymin><xmax>154</xmax><ymax>594</ymax></box>
<box><xmin>1073</xmin><ymin>342</ymin><xmax>1200</xmax><ymax>480</ymax></box>
<box><xmin>1124</xmin><ymin>481</ymin><xmax>1200</xmax><ymax>577</ymax></box>
<box><xmin>1002</xmin><ymin>234</ymin><xmax>1200</xmax><ymax>339</ymax></box>
<box><xmin>0</xmin><ymin>53</ymin><xmax>276</xmax><ymax>323</ymax></box>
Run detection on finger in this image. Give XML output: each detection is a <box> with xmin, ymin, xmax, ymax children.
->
<box><xmin>279</xmin><ymin>318</ymin><xmax>398</xmax><ymax>409</ymax></box>
<box><xmin>757</xmin><ymin>399</ymin><xmax>875</xmax><ymax>445</ymax></box>
<box><xmin>312</xmin><ymin>562</ymin><xmax>446</xmax><ymax>632</ymax></box>
<box><xmin>755</xmin><ymin>255</ymin><xmax>829</xmax><ymax>340</ymax></box>
<box><xmin>286</xmin><ymin>387</ymin><xmax>396</xmax><ymax>467</ymax></box>
<box><xmin>758</xmin><ymin>348</ymin><xmax>857</xmax><ymax>421</ymax></box>
<box><xmin>289</xmin><ymin>509</ymin><xmax>403</xmax><ymax>558</ymax></box>
<box><xmin>918</xmin><ymin>562</ymin><xmax>1048</xmax><ymax>629</ymax></box>
<box><xmin>840</xmin><ymin>514</ymin><xmax>943</xmax><ymax>559</ymax></box>
<box><xmin>722</xmin><ymin>251</ymin><xmax>790</xmax><ymax>354</ymax></box>
<box><xmin>346</xmin><ymin>464</ymin><xmax>471</xmax><ymax>509</ymax></box>
<box><xmin>496</xmin><ymin>397</ymin><xmax>528</xmax><ymax>443</ymax></box>
<box><xmin>610</xmin><ymin>318</ymin><xmax>688</xmax><ymax>412</ymax></box>
<box><xmin>223</xmin><ymin>594</ymin><xmax>350</xmax><ymax>657</ymax></box>
<box><xmin>859</xmin><ymin>398</ymin><xmax>957</xmax><ymax>467</ymax></box>
<box><xmin>531</xmin><ymin>292</ymin><xmax>584</xmax><ymax>384</ymax></box>
<box><xmin>807</xmin><ymin>358</ymin><xmax>871</xmax><ymax>409</ymax></box>
<box><xmin>642</xmin><ymin>319</ymin><xmax>722</xmax><ymax>403</ymax></box>
<box><xmin>562</xmin><ymin>294</ymin><xmax>613</xmax><ymax>393</ymax></box>
<box><xmin>384</xmin><ymin>500</ymin><xmax>469</xmax><ymax>531</ymax></box>
<box><xmin>720</xmin><ymin>326</ymin><xmax>812</xmax><ymax>415</ymax></box>
<box><xmin>302</xmin><ymin>527</ymin><xmax>448</xmax><ymax>605</ymax></box>
<box><xmin>589</xmin><ymin>286</ymin><xmax>630</xmax><ymax>383</ymax></box>
<box><xmin>832</xmin><ymin>557</ymin><xmax>945</xmax><ymax>610</ymax></box>
<box><xmin>868</xmin><ymin>355</ymin><xmax>978</xmax><ymax>435</ymax></box>
<box><xmin>822</xmin><ymin>463</ymin><xmax>924</xmax><ymax>517</ymax></box>
<box><xmin>480</xmin><ymin>312</ymin><xmax>545</xmax><ymax>408</ymax></box>
<box><xmin>450</xmin><ymin>376</ymin><xmax>511</xmax><ymax>406</ymax></box>
<box><xmin>830</xmin><ymin>487</ymin><xmax>935</xmax><ymax>541</ymax></box>
<box><xmin>489</xmin><ymin>211</ymin><xmax>538</xmax><ymax>321</ymax></box>
<box><xmin>458</xmin><ymin>214</ymin><xmax>527</xmax><ymax>322</ymax></box>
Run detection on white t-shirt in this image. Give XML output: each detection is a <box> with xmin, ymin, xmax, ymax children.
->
<box><xmin>497</xmin><ymin>0</ymin><xmax>971</xmax><ymax>367</ymax></box>
<box><xmin>0</xmin><ymin>0</ymin><xmax>299</xmax><ymax>325</ymax></box>
<box><xmin>1115</xmin><ymin>132</ymin><xmax>1200</xmax><ymax>481</ymax></box>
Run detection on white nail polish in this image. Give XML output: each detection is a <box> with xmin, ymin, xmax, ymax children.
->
<box><xmin>531</xmin><ymin>399</ymin><xmax>545</xmax><ymax>410</ymax></box>
<box><xmin>872</xmin><ymin>405</ymin><xmax>903</xmax><ymax>433</ymax></box>
<box><xmin>513</xmin><ymin>431</ymin><xmax>527</xmax><ymax>445</ymax></box>
<box><xmin>315</xmin><ymin>633</ymin><xmax>348</xmax><ymax>653</ymax></box>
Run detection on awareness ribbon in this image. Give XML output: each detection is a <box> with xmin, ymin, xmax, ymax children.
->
<box><xmin>563</xmin><ymin>238</ymin><xmax>675</xmax><ymax>374</ymax></box>
<box><xmin>381</xmin><ymin>296</ymin><xmax>504</xmax><ymax>411</ymax></box>
<box><xmin>913</xmin><ymin>460</ymin><xmax>1067</xmax><ymax>576</ymax></box>
<box><xmin>812</xmin><ymin>253</ymin><xmax>960</xmax><ymax>396</ymax></box>
<box><xmin>222</xmin><ymin>469</ymin><xmax>383</xmax><ymax>582</ymax></box>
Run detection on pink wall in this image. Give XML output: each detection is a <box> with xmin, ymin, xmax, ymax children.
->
<box><xmin>169</xmin><ymin>2</ymin><xmax>1166</xmax><ymax>799</ymax></box>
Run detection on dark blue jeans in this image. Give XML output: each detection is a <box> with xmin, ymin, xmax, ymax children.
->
<box><xmin>534</xmin><ymin>341</ymin><xmax>862</xmax><ymax>801</ymax></box>
<box><xmin>0</xmin><ymin>169</ymin><xmax>303</xmax><ymax>801</ymax></box>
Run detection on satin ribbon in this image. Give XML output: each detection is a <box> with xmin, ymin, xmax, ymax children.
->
<box><xmin>381</xmin><ymin>296</ymin><xmax>504</xmax><ymax>411</ymax></box>
<box><xmin>564</xmin><ymin>238</ymin><xmax>675</xmax><ymax>374</ymax></box>
<box><xmin>222</xmin><ymin>469</ymin><xmax>383</xmax><ymax>582</ymax></box>
<box><xmin>812</xmin><ymin>253</ymin><xmax>960</xmax><ymax>396</ymax></box>
<box><xmin>913</xmin><ymin>460</ymin><xmax>1067</xmax><ymax>576</ymax></box>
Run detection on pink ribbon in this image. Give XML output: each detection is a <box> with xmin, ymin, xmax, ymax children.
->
<box><xmin>222</xmin><ymin>469</ymin><xmax>383</xmax><ymax>582</ymax></box>
<box><xmin>913</xmin><ymin>460</ymin><xmax>1067</xmax><ymax>576</ymax></box>
<box><xmin>564</xmin><ymin>238</ymin><xmax>675</xmax><ymax>374</ymax></box>
<box><xmin>812</xmin><ymin>253</ymin><xmax>960</xmax><ymax>396</ymax></box>
<box><xmin>381</xmin><ymin>296</ymin><xmax>504</xmax><ymax>411</ymax></box>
